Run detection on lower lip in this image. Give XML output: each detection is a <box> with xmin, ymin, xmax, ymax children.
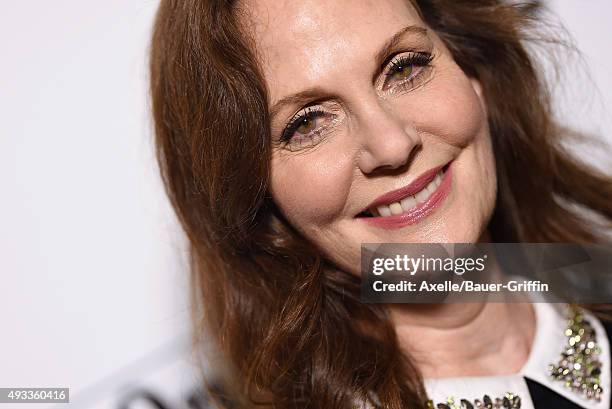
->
<box><xmin>359</xmin><ymin>163</ymin><xmax>453</xmax><ymax>230</ymax></box>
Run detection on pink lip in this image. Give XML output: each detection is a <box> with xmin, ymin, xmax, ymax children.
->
<box><xmin>364</xmin><ymin>163</ymin><xmax>447</xmax><ymax>210</ymax></box>
<box><xmin>359</xmin><ymin>162</ymin><xmax>453</xmax><ymax>229</ymax></box>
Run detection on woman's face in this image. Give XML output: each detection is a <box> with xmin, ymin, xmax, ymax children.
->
<box><xmin>243</xmin><ymin>0</ymin><xmax>497</xmax><ymax>274</ymax></box>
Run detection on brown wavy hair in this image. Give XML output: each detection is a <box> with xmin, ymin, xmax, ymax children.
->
<box><xmin>149</xmin><ymin>0</ymin><xmax>612</xmax><ymax>407</ymax></box>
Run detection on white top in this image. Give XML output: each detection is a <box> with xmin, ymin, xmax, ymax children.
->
<box><xmin>424</xmin><ymin>303</ymin><xmax>611</xmax><ymax>409</ymax></box>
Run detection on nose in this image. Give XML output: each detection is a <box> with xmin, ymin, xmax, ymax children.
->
<box><xmin>355</xmin><ymin>100</ymin><xmax>422</xmax><ymax>175</ymax></box>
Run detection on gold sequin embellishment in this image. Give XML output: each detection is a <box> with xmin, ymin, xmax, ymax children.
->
<box><xmin>427</xmin><ymin>392</ymin><xmax>521</xmax><ymax>409</ymax></box>
<box><xmin>549</xmin><ymin>306</ymin><xmax>603</xmax><ymax>401</ymax></box>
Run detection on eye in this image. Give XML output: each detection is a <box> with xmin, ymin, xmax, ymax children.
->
<box><xmin>280</xmin><ymin>106</ymin><xmax>338</xmax><ymax>151</ymax></box>
<box><xmin>382</xmin><ymin>51</ymin><xmax>434</xmax><ymax>92</ymax></box>
<box><xmin>295</xmin><ymin>115</ymin><xmax>317</xmax><ymax>135</ymax></box>
<box><xmin>390</xmin><ymin>62</ymin><xmax>414</xmax><ymax>81</ymax></box>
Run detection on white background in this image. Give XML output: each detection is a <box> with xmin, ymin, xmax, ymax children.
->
<box><xmin>0</xmin><ymin>2</ymin><xmax>610</xmax><ymax>409</ymax></box>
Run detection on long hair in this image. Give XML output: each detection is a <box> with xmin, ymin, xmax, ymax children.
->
<box><xmin>149</xmin><ymin>0</ymin><xmax>612</xmax><ymax>407</ymax></box>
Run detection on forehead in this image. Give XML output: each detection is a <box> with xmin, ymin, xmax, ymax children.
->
<box><xmin>239</xmin><ymin>0</ymin><xmax>424</xmax><ymax>100</ymax></box>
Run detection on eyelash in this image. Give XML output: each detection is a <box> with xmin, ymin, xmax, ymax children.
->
<box><xmin>280</xmin><ymin>106</ymin><xmax>332</xmax><ymax>145</ymax></box>
<box><xmin>383</xmin><ymin>51</ymin><xmax>434</xmax><ymax>91</ymax></box>
<box><xmin>279</xmin><ymin>51</ymin><xmax>434</xmax><ymax>149</ymax></box>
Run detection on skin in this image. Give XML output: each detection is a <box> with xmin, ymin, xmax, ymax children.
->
<box><xmin>241</xmin><ymin>0</ymin><xmax>535</xmax><ymax>377</ymax></box>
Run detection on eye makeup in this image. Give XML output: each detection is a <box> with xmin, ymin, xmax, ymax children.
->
<box><xmin>277</xmin><ymin>49</ymin><xmax>435</xmax><ymax>151</ymax></box>
<box><xmin>279</xmin><ymin>105</ymin><xmax>341</xmax><ymax>151</ymax></box>
<box><xmin>381</xmin><ymin>51</ymin><xmax>434</xmax><ymax>92</ymax></box>
<box><xmin>274</xmin><ymin>24</ymin><xmax>437</xmax><ymax>152</ymax></box>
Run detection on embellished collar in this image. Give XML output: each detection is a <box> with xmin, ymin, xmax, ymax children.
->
<box><xmin>424</xmin><ymin>303</ymin><xmax>611</xmax><ymax>409</ymax></box>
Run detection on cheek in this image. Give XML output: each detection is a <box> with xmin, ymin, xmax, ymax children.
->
<box><xmin>270</xmin><ymin>147</ymin><xmax>354</xmax><ymax>230</ymax></box>
<box><xmin>410</xmin><ymin>67</ymin><xmax>486</xmax><ymax>148</ymax></box>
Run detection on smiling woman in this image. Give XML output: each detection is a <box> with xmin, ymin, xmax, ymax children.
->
<box><xmin>149</xmin><ymin>0</ymin><xmax>612</xmax><ymax>408</ymax></box>
<box><xmin>261</xmin><ymin>1</ymin><xmax>496</xmax><ymax>275</ymax></box>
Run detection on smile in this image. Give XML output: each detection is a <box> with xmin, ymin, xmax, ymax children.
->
<box><xmin>356</xmin><ymin>162</ymin><xmax>453</xmax><ymax>229</ymax></box>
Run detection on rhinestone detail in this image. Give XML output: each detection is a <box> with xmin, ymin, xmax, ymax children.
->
<box><xmin>548</xmin><ymin>306</ymin><xmax>603</xmax><ymax>402</ymax></box>
<box><xmin>426</xmin><ymin>392</ymin><xmax>521</xmax><ymax>409</ymax></box>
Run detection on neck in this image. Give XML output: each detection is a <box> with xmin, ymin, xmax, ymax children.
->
<box><xmin>390</xmin><ymin>302</ymin><xmax>535</xmax><ymax>378</ymax></box>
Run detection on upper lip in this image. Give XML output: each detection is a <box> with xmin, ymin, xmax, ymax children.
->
<box><xmin>361</xmin><ymin>163</ymin><xmax>447</xmax><ymax>214</ymax></box>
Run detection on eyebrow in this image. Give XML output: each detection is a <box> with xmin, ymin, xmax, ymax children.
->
<box><xmin>374</xmin><ymin>25</ymin><xmax>428</xmax><ymax>72</ymax></box>
<box><xmin>269</xmin><ymin>87</ymin><xmax>332</xmax><ymax>119</ymax></box>
<box><xmin>269</xmin><ymin>25</ymin><xmax>429</xmax><ymax>119</ymax></box>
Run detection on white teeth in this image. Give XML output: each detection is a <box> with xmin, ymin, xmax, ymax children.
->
<box><xmin>377</xmin><ymin>205</ymin><xmax>392</xmax><ymax>217</ymax></box>
<box><xmin>390</xmin><ymin>202</ymin><xmax>403</xmax><ymax>215</ymax></box>
<box><xmin>415</xmin><ymin>188</ymin><xmax>429</xmax><ymax>203</ymax></box>
<box><xmin>400</xmin><ymin>196</ymin><xmax>417</xmax><ymax>211</ymax></box>
<box><xmin>433</xmin><ymin>174</ymin><xmax>442</xmax><ymax>187</ymax></box>
<box><xmin>369</xmin><ymin>169</ymin><xmax>445</xmax><ymax>218</ymax></box>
